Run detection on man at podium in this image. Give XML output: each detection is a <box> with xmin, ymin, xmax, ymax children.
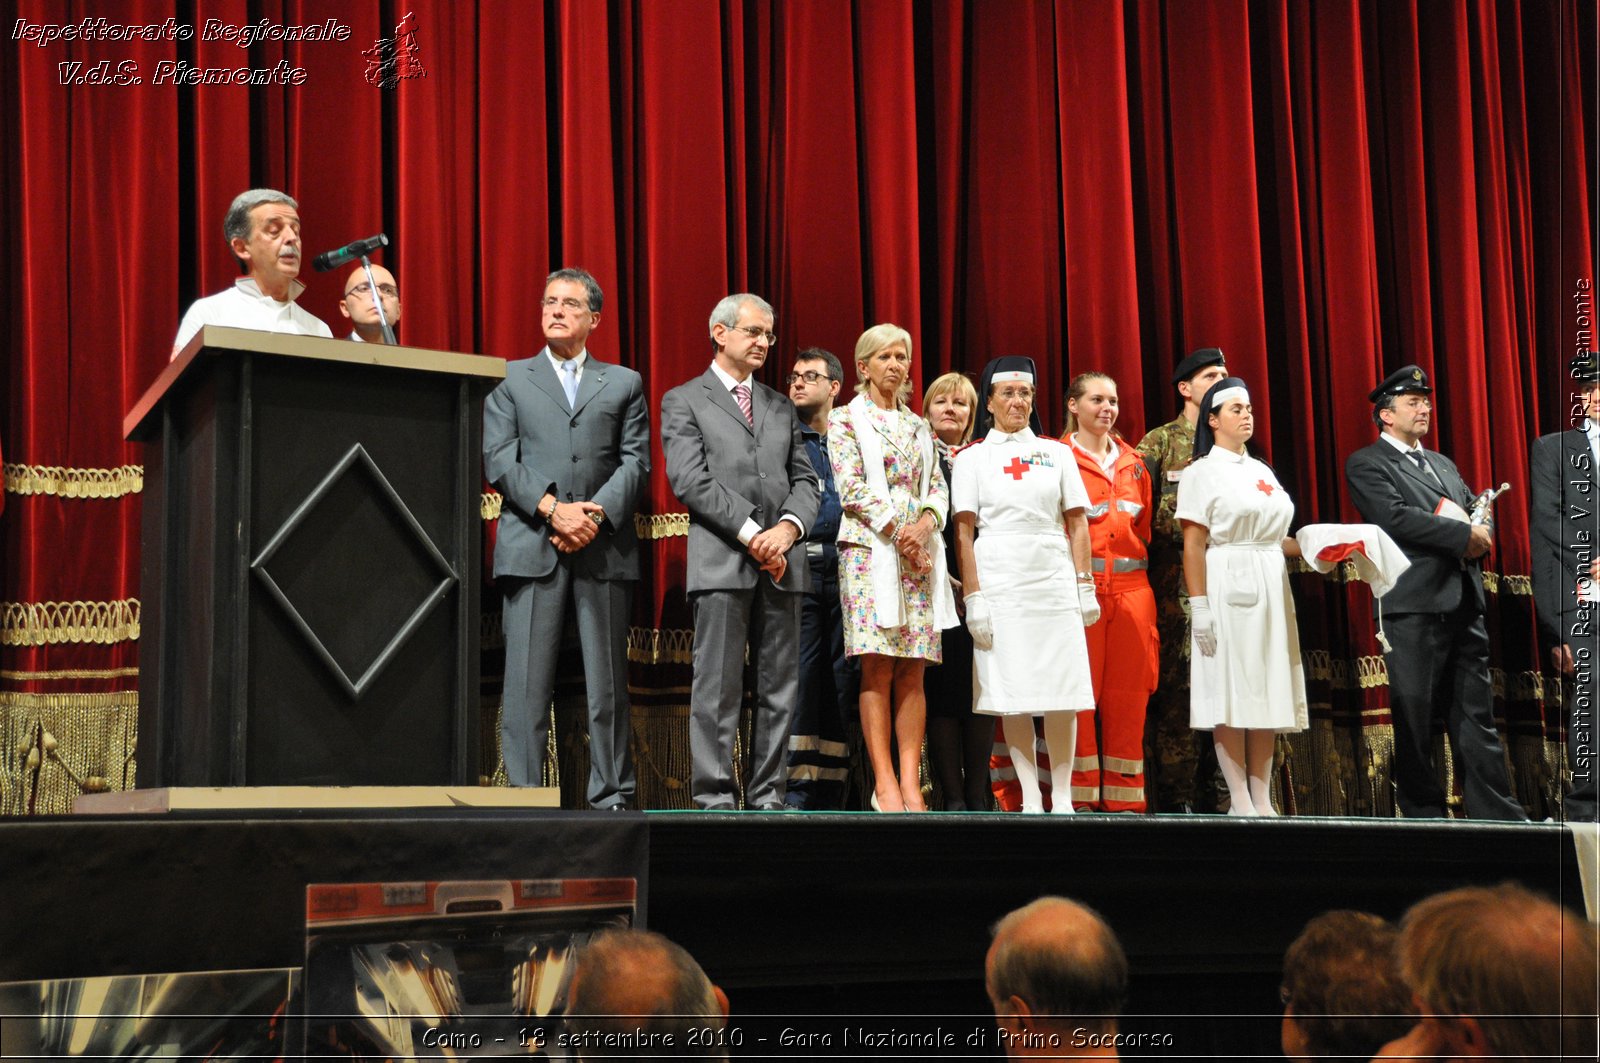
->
<box><xmin>338</xmin><ymin>263</ymin><xmax>402</xmax><ymax>343</ymax></box>
<box><xmin>170</xmin><ymin>188</ymin><xmax>333</xmax><ymax>358</ymax></box>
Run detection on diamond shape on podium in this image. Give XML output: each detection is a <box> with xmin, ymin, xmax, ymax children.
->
<box><xmin>251</xmin><ymin>444</ymin><xmax>458</xmax><ymax>698</ymax></box>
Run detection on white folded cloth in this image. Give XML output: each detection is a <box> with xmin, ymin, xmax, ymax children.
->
<box><xmin>1294</xmin><ymin>523</ymin><xmax>1412</xmax><ymax>600</ymax></box>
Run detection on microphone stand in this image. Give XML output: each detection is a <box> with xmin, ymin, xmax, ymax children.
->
<box><xmin>357</xmin><ymin>255</ymin><xmax>397</xmax><ymax>345</ymax></box>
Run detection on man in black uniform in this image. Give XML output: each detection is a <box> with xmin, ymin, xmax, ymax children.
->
<box><xmin>1529</xmin><ymin>352</ymin><xmax>1600</xmax><ymax>821</ymax></box>
<box><xmin>1345</xmin><ymin>365</ymin><xmax>1526</xmax><ymax>820</ymax></box>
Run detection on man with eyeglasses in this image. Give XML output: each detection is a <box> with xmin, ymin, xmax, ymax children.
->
<box><xmin>171</xmin><ymin>188</ymin><xmax>332</xmax><ymax>358</ymax></box>
<box><xmin>782</xmin><ymin>346</ymin><xmax>858</xmax><ymax>809</ymax></box>
<box><xmin>337</xmin><ymin>263</ymin><xmax>402</xmax><ymax>343</ymax></box>
<box><xmin>1346</xmin><ymin>365</ymin><xmax>1526</xmax><ymax>820</ymax></box>
<box><xmin>661</xmin><ymin>294</ymin><xmax>820</xmax><ymax>811</ymax></box>
<box><xmin>483</xmin><ymin>267</ymin><xmax>649</xmax><ymax>810</ymax></box>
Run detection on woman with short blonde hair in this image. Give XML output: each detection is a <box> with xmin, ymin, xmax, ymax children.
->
<box><xmin>829</xmin><ymin>324</ymin><xmax>956</xmax><ymax>811</ymax></box>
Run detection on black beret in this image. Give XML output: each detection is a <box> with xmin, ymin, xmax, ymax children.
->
<box><xmin>1368</xmin><ymin>364</ymin><xmax>1431</xmax><ymax>404</ymax></box>
<box><xmin>1171</xmin><ymin>347</ymin><xmax>1226</xmax><ymax>387</ymax></box>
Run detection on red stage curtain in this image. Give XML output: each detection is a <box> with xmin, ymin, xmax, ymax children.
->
<box><xmin>1</xmin><ymin>0</ymin><xmax>1593</xmax><ymax>813</ymax></box>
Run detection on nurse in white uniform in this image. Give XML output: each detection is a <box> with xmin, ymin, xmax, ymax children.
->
<box><xmin>953</xmin><ymin>357</ymin><xmax>1101</xmax><ymax>814</ymax></box>
<box><xmin>1176</xmin><ymin>376</ymin><xmax>1308</xmax><ymax>816</ymax></box>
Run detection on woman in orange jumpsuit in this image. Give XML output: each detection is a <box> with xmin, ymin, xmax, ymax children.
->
<box><xmin>1064</xmin><ymin>372</ymin><xmax>1159</xmax><ymax>812</ymax></box>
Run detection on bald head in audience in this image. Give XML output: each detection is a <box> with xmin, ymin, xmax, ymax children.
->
<box><xmin>985</xmin><ymin>896</ymin><xmax>1129</xmax><ymax>1058</ymax></box>
<box><xmin>564</xmin><ymin>929</ymin><xmax>729</xmax><ymax>1061</ymax></box>
<box><xmin>1377</xmin><ymin>882</ymin><xmax>1598</xmax><ymax>1062</ymax></box>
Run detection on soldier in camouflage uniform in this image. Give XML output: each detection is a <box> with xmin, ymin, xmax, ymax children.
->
<box><xmin>1134</xmin><ymin>348</ymin><xmax>1228</xmax><ymax>812</ymax></box>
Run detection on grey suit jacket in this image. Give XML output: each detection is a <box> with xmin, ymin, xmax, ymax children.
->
<box><xmin>483</xmin><ymin>350</ymin><xmax>650</xmax><ymax>580</ymax></box>
<box><xmin>661</xmin><ymin>367</ymin><xmax>820</xmax><ymax>594</ymax></box>
<box><xmin>1530</xmin><ymin>428</ymin><xmax>1600</xmax><ymax>648</ymax></box>
<box><xmin>1346</xmin><ymin>438</ymin><xmax>1482</xmax><ymax>615</ymax></box>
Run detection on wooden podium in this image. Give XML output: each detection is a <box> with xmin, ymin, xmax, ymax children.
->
<box><xmin>126</xmin><ymin>327</ymin><xmax>505</xmax><ymax>787</ymax></box>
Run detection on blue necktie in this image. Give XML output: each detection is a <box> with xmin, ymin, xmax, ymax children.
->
<box><xmin>561</xmin><ymin>359</ymin><xmax>579</xmax><ymax>408</ymax></box>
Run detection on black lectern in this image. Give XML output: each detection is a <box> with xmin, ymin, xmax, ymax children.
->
<box><xmin>125</xmin><ymin>327</ymin><xmax>505</xmax><ymax>787</ymax></box>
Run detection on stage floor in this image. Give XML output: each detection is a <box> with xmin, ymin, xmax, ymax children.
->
<box><xmin>0</xmin><ymin>809</ymin><xmax>1587</xmax><ymax>1059</ymax></box>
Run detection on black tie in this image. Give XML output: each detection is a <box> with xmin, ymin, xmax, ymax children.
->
<box><xmin>1408</xmin><ymin>450</ymin><xmax>1441</xmax><ymax>486</ymax></box>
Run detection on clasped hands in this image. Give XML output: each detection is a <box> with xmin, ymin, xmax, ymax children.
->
<box><xmin>748</xmin><ymin>522</ymin><xmax>799</xmax><ymax>582</ymax></box>
<box><xmin>891</xmin><ymin>512</ymin><xmax>938</xmax><ymax>576</ymax></box>
<box><xmin>547</xmin><ymin>499</ymin><xmax>605</xmax><ymax>554</ymax></box>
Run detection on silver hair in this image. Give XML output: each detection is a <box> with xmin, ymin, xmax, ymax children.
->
<box><xmin>223</xmin><ymin>188</ymin><xmax>297</xmax><ymax>247</ymax></box>
<box><xmin>546</xmin><ymin>267</ymin><xmax>604</xmax><ymax>314</ymax></box>
<box><xmin>708</xmin><ymin>293</ymin><xmax>774</xmax><ymax>333</ymax></box>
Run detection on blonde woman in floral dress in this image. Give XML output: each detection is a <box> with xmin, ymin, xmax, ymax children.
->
<box><xmin>828</xmin><ymin>324</ymin><xmax>957</xmax><ymax>812</ymax></box>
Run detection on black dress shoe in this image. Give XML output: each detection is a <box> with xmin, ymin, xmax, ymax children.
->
<box><xmin>754</xmin><ymin>801</ymin><xmax>795</xmax><ymax>812</ymax></box>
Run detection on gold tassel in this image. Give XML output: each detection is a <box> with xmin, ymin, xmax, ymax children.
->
<box><xmin>1</xmin><ymin>691</ymin><xmax>139</xmax><ymax>815</ymax></box>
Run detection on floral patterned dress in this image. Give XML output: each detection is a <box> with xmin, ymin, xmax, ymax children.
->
<box><xmin>828</xmin><ymin>399</ymin><xmax>946</xmax><ymax>661</ymax></box>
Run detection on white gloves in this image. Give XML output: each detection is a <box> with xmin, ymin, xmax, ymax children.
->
<box><xmin>1190</xmin><ymin>594</ymin><xmax>1217</xmax><ymax>657</ymax></box>
<box><xmin>1077</xmin><ymin>582</ymin><xmax>1101</xmax><ymax>626</ymax></box>
<box><xmin>965</xmin><ymin>590</ymin><xmax>994</xmax><ymax>650</ymax></box>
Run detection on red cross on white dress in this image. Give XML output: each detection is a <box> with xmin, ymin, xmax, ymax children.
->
<box><xmin>1256</xmin><ymin>479</ymin><xmax>1275</xmax><ymax>495</ymax></box>
<box><xmin>1003</xmin><ymin>456</ymin><xmax>1030</xmax><ymax>481</ymax></box>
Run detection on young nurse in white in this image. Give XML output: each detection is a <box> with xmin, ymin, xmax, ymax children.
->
<box><xmin>1176</xmin><ymin>377</ymin><xmax>1308</xmax><ymax>816</ymax></box>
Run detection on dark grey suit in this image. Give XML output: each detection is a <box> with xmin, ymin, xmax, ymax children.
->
<box><xmin>1346</xmin><ymin>437</ymin><xmax>1525</xmax><ymax>820</ymax></box>
<box><xmin>661</xmin><ymin>367</ymin><xmax>820</xmax><ymax>809</ymax></box>
<box><xmin>1530</xmin><ymin>427</ymin><xmax>1600</xmax><ymax>820</ymax></box>
<box><xmin>484</xmin><ymin>351</ymin><xmax>649</xmax><ymax>806</ymax></box>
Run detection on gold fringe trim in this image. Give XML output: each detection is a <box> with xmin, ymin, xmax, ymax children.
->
<box><xmin>636</xmin><ymin>513</ymin><xmax>690</xmax><ymax>539</ymax></box>
<box><xmin>1356</xmin><ymin>655</ymin><xmax>1389</xmax><ymax>689</ymax></box>
<box><xmin>1498</xmin><ymin>573</ymin><xmax>1532</xmax><ymax>595</ymax></box>
<box><xmin>478</xmin><ymin>492</ymin><xmax>690</xmax><ymax>541</ymax></box>
<box><xmin>1289</xmin><ymin>557</ymin><xmax>1359</xmax><ymax>581</ymax></box>
<box><xmin>1483</xmin><ymin>571</ymin><xmax>1499</xmax><ymax>594</ymax></box>
<box><xmin>627</xmin><ymin>627</ymin><xmax>694</xmax><ymax>665</ymax></box>
<box><xmin>3</xmin><ymin>463</ymin><xmax>143</xmax><ymax>499</ymax></box>
<box><xmin>1</xmin><ymin>666</ymin><xmax>139</xmax><ymax>681</ymax></box>
<box><xmin>1</xmin><ymin>600</ymin><xmax>141</xmax><ymax>646</ymax></box>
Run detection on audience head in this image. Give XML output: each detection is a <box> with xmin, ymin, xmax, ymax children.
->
<box><xmin>924</xmin><ymin>372</ymin><xmax>978</xmax><ymax>446</ymax></box>
<box><xmin>1385</xmin><ymin>882</ymin><xmax>1598</xmax><ymax>1062</ymax></box>
<box><xmin>986</xmin><ymin>896</ymin><xmax>1128</xmax><ymax>1055</ymax></box>
<box><xmin>565</xmin><ymin>929</ymin><xmax>729</xmax><ymax>1060</ymax></box>
<box><xmin>1279</xmin><ymin>910</ymin><xmax>1414</xmax><ymax>1062</ymax></box>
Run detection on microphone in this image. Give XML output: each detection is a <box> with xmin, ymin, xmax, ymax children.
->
<box><xmin>312</xmin><ymin>233</ymin><xmax>389</xmax><ymax>272</ymax></box>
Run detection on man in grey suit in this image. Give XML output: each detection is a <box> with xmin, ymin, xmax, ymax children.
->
<box><xmin>483</xmin><ymin>268</ymin><xmax>649</xmax><ymax>809</ymax></box>
<box><xmin>1529</xmin><ymin>352</ymin><xmax>1600</xmax><ymax>821</ymax></box>
<box><xmin>661</xmin><ymin>293</ymin><xmax>820</xmax><ymax>810</ymax></box>
<box><xmin>1346</xmin><ymin>364</ymin><xmax>1525</xmax><ymax>820</ymax></box>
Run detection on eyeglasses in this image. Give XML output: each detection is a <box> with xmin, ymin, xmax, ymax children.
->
<box><xmin>346</xmin><ymin>282</ymin><xmax>399</xmax><ymax>299</ymax></box>
<box><xmin>723</xmin><ymin>324</ymin><xmax>777</xmax><ymax>345</ymax></box>
<box><xmin>994</xmin><ymin>386</ymin><xmax>1035</xmax><ymax>401</ymax></box>
<box><xmin>541</xmin><ymin>296</ymin><xmax>589</xmax><ymax>311</ymax></box>
<box><xmin>785</xmin><ymin>370</ymin><xmax>831</xmax><ymax>386</ymax></box>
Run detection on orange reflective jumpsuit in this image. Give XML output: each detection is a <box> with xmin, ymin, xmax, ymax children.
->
<box><xmin>988</xmin><ymin>436</ymin><xmax>1159</xmax><ymax>813</ymax></box>
<box><xmin>1070</xmin><ymin>436</ymin><xmax>1159</xmax><ymax>812</ymax></box>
